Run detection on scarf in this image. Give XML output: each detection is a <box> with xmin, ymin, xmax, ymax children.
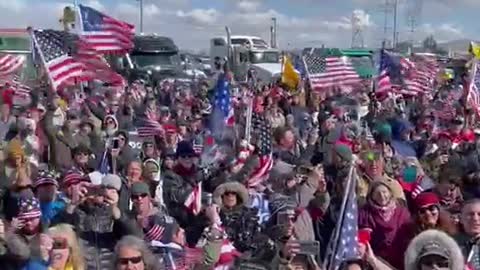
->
<box><xmin>368</xmin><ymin>198</ymin><xmax>396</xmax><ymax>222</ymax></box>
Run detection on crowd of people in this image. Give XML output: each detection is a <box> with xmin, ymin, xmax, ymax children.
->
<box><xmin>0</xmin><ymin>62</ymin><xmax>478</xmax><ymax>270</ymax></box>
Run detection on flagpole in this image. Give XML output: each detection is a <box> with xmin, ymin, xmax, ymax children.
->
<box><xmin>245</xmin><ymin>96</ymin><xmax>253</xmax><ymax>144</ymax></box>
<box><xmin>323</xmin><ymin>164</ymin><xmax>356</xmax><ymax>270</ymax></box>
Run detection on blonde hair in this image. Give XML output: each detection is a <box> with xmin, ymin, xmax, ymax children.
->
<box><xmin>48</xmin><ymin>224</ymin><xmax>86</xmax><ymax>270</ymax></box>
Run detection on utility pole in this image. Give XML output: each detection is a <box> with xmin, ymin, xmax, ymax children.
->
<box><xmin>393</xmin><ymin>0</ymin><xmax>398</xmax><ymax>48</ymax></box>
<box><xmin>138</xmin><ymin>0</ymin><xmax>144</xmax><ymax>33</ymax></box>
<box><xmin>271</xmin><ymin>17</ymin><xmax>277</xmax><ymax>48</ymax></box>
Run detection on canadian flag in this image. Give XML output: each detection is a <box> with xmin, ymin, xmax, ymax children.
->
<box><xmin>184</xmin><ymin>182</ymin><xmax>202</xmax><ymax>215</ymax></box>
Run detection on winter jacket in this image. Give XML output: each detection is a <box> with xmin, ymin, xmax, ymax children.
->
<box><xmin>0</xmin><ymin>233</ymin><xmax>32</xmax><ymax>270</ymax></box>
<box><xmin>456</xmin><ymin>233</ymin><xmax>480</xmax><ymax>270</ymax></box>
<box><xmin>359</xmin><ymin>204</ymin><xmax>413</xmax><ymax>270</ymax></box>
<box><xmin>407</xmin><ymin>230</ymin><xmax>464</xmax><ymax>270</ymax></box>
<box><xmin>162</xmin><ymin>167</ymin><xmax>209</xmax><ymax>246</ymax></box>
<box><xmin>58</xmin><ymin>203</ymin><xmax>134</xmax><ymax>270</ymax></box>
<box><xmin>43</xmin><ymin>111</ymin><xmax>78</xmax><ymax>170</ymax></box>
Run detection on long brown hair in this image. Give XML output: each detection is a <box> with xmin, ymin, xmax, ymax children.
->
<box><xmin>415</xmin><ymin>208</ymin><xmax>458</xmax><ymax>235</ymax></box>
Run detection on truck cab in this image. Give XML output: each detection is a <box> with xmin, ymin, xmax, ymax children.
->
<box><xmin>109</xmin><ymin>34</ymin><xmax>183</xmax><ymax>84</ymax></box>
<box><xmin>210</xmin><ymin>35</ymin><xmax>283</xmax><ymax>83</ymax></box>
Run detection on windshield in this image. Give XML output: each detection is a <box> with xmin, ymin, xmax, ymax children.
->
<box><xmin>249</xmin><ymin>51</ymin><xmax>280</xmax><ymax>64</ymax></box>
<box><xmin>131</xmin><ymin>54</ymin><xmax>179</xmax><ymax>68</ymax></box>
<box><xmin>252</xmin><ymin>39</ymin><xmax>269</xmax><ymax>48</ymax></box>
<box><xmin>349</xmin><ymin>56</ymin><xmax>373</xmax><ymax>69</ymax></box>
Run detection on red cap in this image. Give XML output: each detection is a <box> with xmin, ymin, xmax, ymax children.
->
<box><xmin>463</xmin><ymin>129</ymin><xmax>476</xmax><ymax>143</ymax></box>
<box><xmin>437</xmin><ymin>132</ymin><xmax>452</xmax><ymax>141</ymax></box>
<box><xmin>163</xmin><ymin>124</ymin><xmax>177</xmax><ymax>134</ymax></box>
<box><xmin>358</xmin><ymin>228</ymin><xmax>372</xmax><ymax>245</ymax></box>
<box><xmin>414</xmin><ymin>192</ymin><xmax>439</xmax><ymax>209</ymax></box>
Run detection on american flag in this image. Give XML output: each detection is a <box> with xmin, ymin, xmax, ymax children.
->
<box><xmin>137</xmin><ymin>119</ymin><xmax>165</xmax><ymax>138</ymax></box>
<box><xmin>0</xmin><ymin>54</ymin><xmax>25</xmax><ymax>76</ymax></box>
<box><xmin>303</xmin><ymin>54</ymin><xmax>361</xmax><ymax>91</ymax></box>
<box><xmin>377</xmin><ymin>50</ymin><xmax>437</xmax><ymax>96</ymax></box>
<box><xmin>61</xmin><ymin>31</ymin><xmax>126</xmax><ymax>87</ymax></box>
<box><xmin>78</xmin><ymin>5</ymin><xmax>134</xmax><ymax>54</ymax></box>
<box><xmin>411</xmin><ymin>175</ymin><xmax>436</xmax><ymax>199</ymax></box>
<box><xmin>214</xmin><ymin>73</ymin><xmax>235</xmax><ymax>126</ymax></box>
<box><xmin>145</xmin><ymin>224</ymin><xmax>165</xmax><ymax>242</ymax></box>
<box><xmin>247</xmin><ymin>114</ymin><xmax>273</xmax><ymax>187</ymax></box>
<box><xmin>0</xmin><ymin>74</ymin><xmax>31</xmax><ymax>99</ymax></box>
<box><xmin>184</xmin><ymin>181</ymin><xmax>202</xmax><ymax>215</ymax></box>
<box><xmin>435</xmin><ymin>89</ymin><xmax>462</xmax><ymax>120</ymax></box>
<box><xmin>214</xmin><ymin>238</ymin><xmax>241</xmax><ymax>270</ymax></box>
<box><xmin>325</xmin><ymin>169</ymin><xmax>358</xmax><ymax>270</ymax></box>
<box><xmin>468</xmin><ymin>61</ymin><xmax>480</xmax><ymax>115</ymax></box>
<box><xmin>30</xmin><ymin>29</ymin><xmax>88</xmax><ymax>91</ymax></box>
<box><xmin>404</xmin><ymin>55</ymin><xmax>438</xmax><ymax>94</ymax></box>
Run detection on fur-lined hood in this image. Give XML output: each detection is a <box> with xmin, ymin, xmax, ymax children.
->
<box><xmin>404</xmin><ymin>229</ymin><xmax>464</xmax><ymax>270</ymax></box>
<box><xmin>213</xmin><ymin>181</ymin><xmax>249</xmax><ymax>207</ymax></box>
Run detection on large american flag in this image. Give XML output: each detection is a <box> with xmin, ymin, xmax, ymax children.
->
<box><xmin>325</xmin><ymin>170</ymin><xmax>358</xmax><ymax>270</ymax></box>
<box><xmin>0</xmin><ymin>54</ymin><xmax>25</xmax><ymax>76</ymax></box>
<box><xmin>377</xmin><ymin>50</ymin><xmax>437</xmax><ymax>96</ymax></box>
<box><xmin>31</xmin><ymin>29</ymin><xmax>88</xmax><ymax>90</ymax></box>
<box><xmin>468</xmin><ymin>61</ymin><xmax>480</xmax><ymax>115</ymax></box>
<box><xmin>405</xmin><ymin>54</ymin><xmax>438</xmax><ymax>94</ymax></box>
<box><xmin>61</xmin><ymin>31</ymin><xmax>126</xmax><ymax>87</ymax></box>
<box><xmin>78</xmin><ymin>5</ymin><xmax>134</xmax><ymax>54</ymax></box>
<box><xmin>303</xmin><ymin>54</ymin><xmax>361</xmax><ymax>91</ymax></box>
<box><xmin>214</xmin><ymin>73</ymin><xmax>235</xmax><ymax>126</ymax></box>
<box><xmin>247</xmin><ymin>113</ymin><xmax>273</xmax><ymax>187</ymax></box>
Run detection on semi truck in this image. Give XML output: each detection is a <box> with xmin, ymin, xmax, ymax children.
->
<box><xmin>108</xmin><ymin>34</ymin><xmax>184</xmax><ymax>84</ymax></box>
<box><xmin>209</xmin><ymin>34</ymin><xmax>286</xmax><ymax>83</ymax></box>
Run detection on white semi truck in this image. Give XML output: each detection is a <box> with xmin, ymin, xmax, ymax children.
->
<box><xmin>209</xmin><ymin>34</ymin><xmax>284</xmax><ymax>84</ymax></box>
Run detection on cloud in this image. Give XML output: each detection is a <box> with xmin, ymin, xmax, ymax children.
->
<box><xmin>236</xmin><ymin>1</ymin><xmax>262</xmax><ymax>12</ymax></box>
<box><xmin>0</xmin><ymin>0</ymin><xmax>430</xmax><ymax>51</ymax></box>
<box><xmin>351</xmin><ymin>9</ymin><xmax>372</xmax><ymax>29</ymax></box>
<box><xmin>176</xmin><ymin>8</ymin><xmax>219</xmax><ymax>26</ymax></box>
<box><xmin>84</xmin><ymin>0</ymin><xmax>105</xmax><ymax>11</ymax></box>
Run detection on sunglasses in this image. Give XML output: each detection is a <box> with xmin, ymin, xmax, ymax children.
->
<box><xmin>179</xmin><ymin>154</ymin><xmax>194</xmax><ymax>159</ymax></box>
<box><xmin>420</xmin><ymin>258</ymin><xmax>449</xmax><ymax>268</ymax></box>
<box><xmin>118</xmin><ymin>256</ymin><xmax>143</xmax><ymax>265</ymax></box>
<box><xmin>52</xmin><ymin>238</ymin><xmax>68</xmax><ymax>250</ymax></box>
<box><xmin>223</xmin><ymin>191</ymin><xmax>237</xmax><ymax>196</ymax></box>
<box><xmin>419</xmin><ymin>205</ymin><xmax>439</xmax><ymax>215</ymax></box>
<box><xmin>131</xmin><ymin>193</ymin><xmax>149</xmax><ymax>200</ymax></box>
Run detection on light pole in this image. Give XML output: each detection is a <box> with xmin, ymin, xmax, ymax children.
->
<box><xmin>138</xmin><ymin>0</ymin><xmax>143</xmax><ymax>33</ymax></box>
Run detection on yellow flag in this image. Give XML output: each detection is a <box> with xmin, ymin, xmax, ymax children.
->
<box><xmin>281</xmin><ymin>56</ymin><xmax>300</xmax><ymax>90</ymax></box>
<box><xmin>470</xmin><ymin>42</ymin><xmax>480</xmax><ymax>59</ymax></box>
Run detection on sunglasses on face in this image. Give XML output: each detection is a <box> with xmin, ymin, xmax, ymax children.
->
<box><xmin>52</xmin><ymin>238</ymin><xmax>68</xmax><ymax>250</ymax></box>
<box><xmin>131</xmin><ymin>193</ymin><xmax>149</xmax><ymax>200</ymax></box>
<box><xmin>118</xmin><ymin>256</ymin><xmax>143</xmax><ymax>265</ymax></box>
<box><xmin>179</xmin><ymin>154</ymin><xmax>194</xmax><ymax>159</ymax></box>
<box><xmin>420</xmin><ymin>258</ymin><xmax>449</xmax><ymax>269</ymax></box>
<box><xmin>419</xmin><ymin>205</ymin><xmax>439</xmax><ymax>215</ymax></box>
<box><xmin>223</xmin><ymin>191</ymin><xmax>237</xmax><ymax>196</ymax></box>
<box><xmin>118</xmin><ymin>137</ymin><xmax>125</xmax><ymax>141</ymax></box>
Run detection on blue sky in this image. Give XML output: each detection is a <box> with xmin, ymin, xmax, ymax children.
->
<box><xmin>0</xmin><ymin>0</ymin><xmax>477</xmax><ymax>50</ymax></box>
